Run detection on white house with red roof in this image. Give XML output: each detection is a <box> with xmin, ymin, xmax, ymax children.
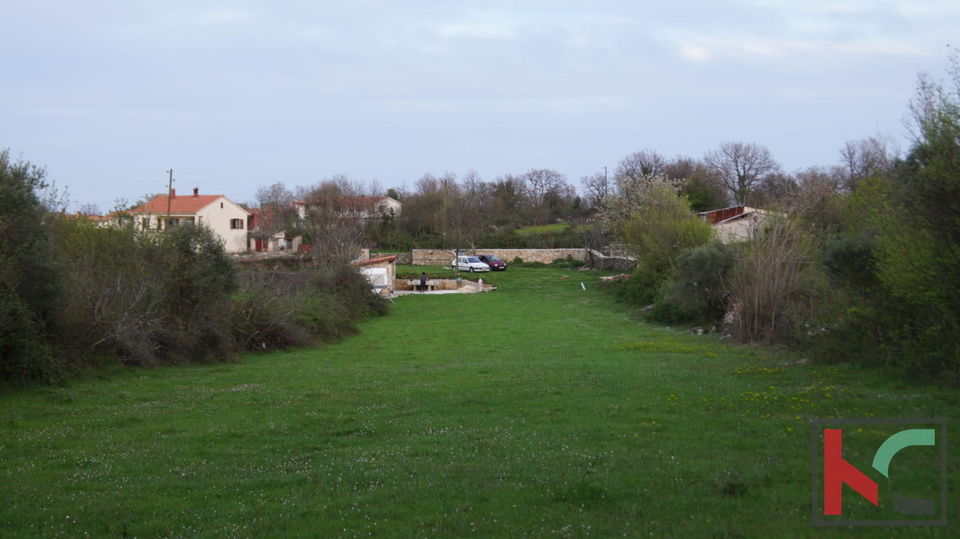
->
<box><xmin>129</xmin><ymin>188</ymin><xmax>251</xmax><ymax>253</ymax></box>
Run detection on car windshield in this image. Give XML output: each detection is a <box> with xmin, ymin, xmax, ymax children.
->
<box><xmin>486</xmin><ymin>256</ymin><xmax>503</xmax><ymax>262</ymax></box>
<box><xmin>467</xmin><ymin>257</ymin><xmax>481</xmax><ymax>263</ymax></box>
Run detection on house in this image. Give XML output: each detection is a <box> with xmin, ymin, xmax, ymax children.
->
<box><xmin>129</xmin><ymin>188</ymin><xmax>251</xmax><ymax>253</ymax></box>
<box><xmin>352</xmin><ymin>255</ymin><xmax>398</xmax><ymax>292</ymax></box>
<box><xmin>58</xmin><ymin>212</ymin><xmax>121</xmax><ymax>228</ymax></box>
<box><xmin>246</xmin><ymin>208</ymin><xmax>302</xmax><ymax>252</ymax></box>
<box><xmin>294</xmin><ymin>196</ymin><xmax>401</xmax><ymax>221</ymax></box>
<box><xmin>698</xmin><ymin>205</ymin><xmax>774</xmax><ymax>244</ymax></box>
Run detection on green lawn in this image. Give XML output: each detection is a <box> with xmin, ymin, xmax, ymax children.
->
<box><xmin>1</xmin><ymin>268</ymin><xmax>956</xmax><ymax>537</ymax></box>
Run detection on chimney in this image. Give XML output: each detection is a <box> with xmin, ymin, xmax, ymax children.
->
<box><xmin>170</xmin><ymin>188</ymin><xmax>176</xmax><ymax>199</ymax></box>
<box><xmin>193</xmin><ymin>187</ymin><xmax>199</xmax><ymax>198</ymax></box>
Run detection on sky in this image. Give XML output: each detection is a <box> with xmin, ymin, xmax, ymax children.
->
<box><xmin>2</xmin><ymin>0</ymin><xmax>957</xmax><ymax>212</ymax></box>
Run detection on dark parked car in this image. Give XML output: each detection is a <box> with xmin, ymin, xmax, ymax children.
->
<box><xmin>477</xmin><ymin>254</ymin><xmax>506</xmax><ymax>271</ymax></box>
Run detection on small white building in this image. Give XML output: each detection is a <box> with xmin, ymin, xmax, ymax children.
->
<box><xmin>129</xmin><ymin>188</ymin><xmax>251</xmax><ymax>253</ymax></box>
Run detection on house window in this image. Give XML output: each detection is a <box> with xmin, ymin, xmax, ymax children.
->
<box><xmin>230</xmin><ymin>219</ymin><xmax>244</xmax><ymax>230</ymax></box>
<box><xmin>142</xmin><ymin>218</ymin><xmax>150</xmax><ymax>230</ymax></box>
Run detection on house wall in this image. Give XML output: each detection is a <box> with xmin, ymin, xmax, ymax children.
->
<box><xmin>377</xmin><ymin>197</ymin><xmax>402</xmax><ymax>217</ymax></box>
<box><xmin>715</xmin><ymin>213</ymin><xmax>768</xmax><ymax>244</ymax></box>
<box><xmin>196</xmin><ymin>197</ymin><xmax>250</xmax><ymax>253</ymax></box>
<box><xmin>359</xmin><ymin>260</ymin><xmax>396</xmax><ymax>290</ymax></box>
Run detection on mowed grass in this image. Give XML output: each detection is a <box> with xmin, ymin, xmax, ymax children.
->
<box><xmin>1</xmin><ymin>267</ymin><xmax>958</xmax><ymax>538</ymax></box>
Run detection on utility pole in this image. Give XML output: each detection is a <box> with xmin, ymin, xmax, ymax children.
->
<box><xmin>166</xmin><ymin>169</ymin><xmax>173</xmax><ymax>229</ymax></box>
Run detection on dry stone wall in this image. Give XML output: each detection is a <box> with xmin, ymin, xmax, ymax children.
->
<box><xmin>411</xmin><ymin>248</ymin><xmax>587</xmax><ymax>266</ymax></box>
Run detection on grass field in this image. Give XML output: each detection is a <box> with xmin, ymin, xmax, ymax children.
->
<box><xmin>1</xmin><ymin>267</ymin><xmax>956</xmax><ymax>538</ymax></box>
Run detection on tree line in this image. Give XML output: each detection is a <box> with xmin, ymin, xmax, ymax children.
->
<box><xmin>244</xmin><ymin>130</ymin><xmax>894</xmax><ymax>256</ymax></box>
<box><xmin>0</xmin><ymin>156</ymin><xmax>386</xmax><ymax>385</ymax></box>
<box><xmin>601</xmin><ymin>56</ymin><xmax>960</xmax><ymax>383</ymax></box>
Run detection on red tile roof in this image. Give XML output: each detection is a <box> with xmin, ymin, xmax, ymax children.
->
<box><xmin>130</xmin><ymin>194</ymin><xmax>232</xmax><ymax>214</ymax></box>
<box><xmin>352</xmin><ymin>255</ymin><xmax>398</xmax><ymax>266</ymax></box>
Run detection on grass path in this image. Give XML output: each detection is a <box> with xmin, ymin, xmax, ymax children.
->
<box><xmin>1</xmin><ymin>267</ymin><xmax>957</xmax><ymax>537</ymax></box>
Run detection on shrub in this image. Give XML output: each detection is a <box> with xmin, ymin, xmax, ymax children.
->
<box><xmin>727</xmin><ymin>216</ymin><xmax>825</xmax><ymax>345</ymax></box>
<box><xmin>619</xmin><ymin>184</ymin><xmax>715</xmax><ymax>286</ymax></box>
<box><xmin>550</xmin><ymin>255</ymin><xmax>584</xmax><ymax>269</ymax></box>
<box><xmin>670</xmin><ymin>241</ymin><xmax>736</xmax><ymax>323</ymax></box>
<box><xmin>598</xmin><ymin>271</ymin><xmax>659</xmax><ymax>307</ymax></box>
<box><xmin>0</xmin><ymin>149</ymin><xmax>63</xmax><ymax>383</ymax></box>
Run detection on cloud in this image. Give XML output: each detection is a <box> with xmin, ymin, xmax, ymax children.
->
<box><xmin>437</xmin><ymin>22</ymin><xmax>516</xmax><ymax>40</ymax></box>
<box><xmin>677</xmin><ymin>43</ymin><xmax>712</xmax><ymax>62</ymax></box>
<box><xmin>678</xmin><ymin>36</ymin><xmax>931</xmax><ymax>62</ymax></box>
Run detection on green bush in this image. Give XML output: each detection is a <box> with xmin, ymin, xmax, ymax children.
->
<box><xmin>647</xmin><ymin>289</ymin><xmax>700</xmax><ymax>325</ymax></box>
<box><xmin>670</xmin><ymin>241</ymin><xmax>735</xmax><ymax>323</ymax></box>
<box><xmin>598</xmin><ymin>271</ymin><xmax>659</xmax><ymax>307</ymax></box>
<box><xmin>0</xmin><ymin>149</ymin><xmax>63</xmax><ymax>383</ymax></box>
<box><xmin>549</xmin><ymin>255</ymin><xmax>584</xmax><ymax>269</ymax></box>
<box><xmin>620</xmin><ymin>184</ymin><xmax>715</xmax><ymax>286</ymax></box>
<box><xmin>232</xmin><ymin>266</ymin><xmax>387</xmax><ymax>352</ymax></box>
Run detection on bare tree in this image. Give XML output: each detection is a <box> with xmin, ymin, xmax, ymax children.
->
<box><xmin>580</xmin><ymin>171</ymin><xmax>610</xmax><ymax>210</ymax></box>
<box><xmin>617</xmin><ymin>149</ymin><xmax>667</xmax><ymax>181</ymax></box>
<box><xmin>838</xmin><ymin>135</ymin><xmax>896</xmax><ymax>190</ymax></box>
<box><xmin>299</xmin><ymin>176</ymin><xmax>371</xmax><ymax>266</ymax></box>
<box><xmin>253</xmin><ymin>182</ymin><xmax>295</xmax><ymax>240</ymax></box>
<box><xmin>703</xmin><ymin>142</ymin><xmax>781</xmax><ymax>205</ymax></box>
<box><xmin>522</xmin><ymin>168</ymin><xmax>568</xmax><ymax>225</ymax></box>
<box><xmin>79</xmin><ymin>203</ymin><xmax>100</xmax><ymax>216</ymax></box>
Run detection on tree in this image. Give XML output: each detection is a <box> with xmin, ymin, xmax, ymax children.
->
<box><xmin>666</xmin><ymin>156</ymin><xmax>728</xmax><ymax>211</ymax></box>
<box><xmin>617</xmin><ymin>149</ymin><xmax>667</xmax><ymax>180</ymax></box>
<box><xmin>253</xmin><ymin>181</ymin><xmax>296</xmax><ymax>241</ymax></box>
<box><xmin>619</xmin><ymin>182</ymin><xmax>714</xmax><ymax>284</ymax></box>
<box><xmin>491</xmin><ymin>175</ymin><xmax>524</xmax><ymax>226</ymax></box>
<box><xmin>580</xmin><ymin>171</ymin><xmax>610</xmax><ymax>210</ymax></box>
<box><xmin>522</xmin><ymin>168</ymin><xmax>568</xmax><ymax>225</ymax></box>
<box><xmin>839</xmin><ymin>135</ymin><xmax>896</xmax><ymax>190</ymax></box>
<box><xmin>0</xmin><ymin>149</ymin><xmax>62</xmax><ymax>380</ymax></box>
<box><xmin>703</xmin><ymin>142</ymin><xmax>781</xmax><ymax>205</ymax></box>
<box><xmin>298</xmin><ymin>175</ymin><xmax>376</xmax><ymax>265</ymax></box>
<box><xmin>835</xmin><ymin>54</ymin><xmax>960</xmax><ymax>378</ymax></box>
<box><xmin>601</xmin><ymin>173</ymin><xmax>683</xmax><ymax>230</ymax></box>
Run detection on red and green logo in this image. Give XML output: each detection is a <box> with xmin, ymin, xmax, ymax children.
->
<box><xmin>812</xmin><ymin>418</ymin><xmax>947</xmax><ymax>526</ymax></box>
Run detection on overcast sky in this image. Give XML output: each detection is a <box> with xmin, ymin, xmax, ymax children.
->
<box><xmin>3</xmin><ymin>1</ymin><xmax>957</xmax><ymax>211</ymax></box>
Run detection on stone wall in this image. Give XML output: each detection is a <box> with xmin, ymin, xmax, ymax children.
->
<box><xmin>411</xmin><ymin>248</ymin><xmax>587</xmax><ymax>266</ymax></box>
<box><xmin>394</xmin><ymin>278</ymin><xmax>461</xmax><ymax>291</ymax></box>
<box><xmin>585</xmin><ymin>249</ymin><xmax>637</xmax><ymax>271</ymax></box>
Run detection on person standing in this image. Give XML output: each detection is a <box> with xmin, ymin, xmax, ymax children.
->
<box><xmin>420</xmin><ymin>272</ymin><xmax>427</xmax><ymax>293</ymax></box>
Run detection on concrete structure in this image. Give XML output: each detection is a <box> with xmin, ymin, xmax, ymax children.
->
<box><xmin>129</xmin><ymin>188</ymin><xmax>251</xmax><ymax>253</ymax></box>
<box><xmin>352</xmin><ymin>254</ymin><xmax>398</xmax><ymax>292</ymax></box>
<box><xmin>698</xmin><ymin>205</ymin><xmax>775</xmax><ymax>244</ymax></box>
